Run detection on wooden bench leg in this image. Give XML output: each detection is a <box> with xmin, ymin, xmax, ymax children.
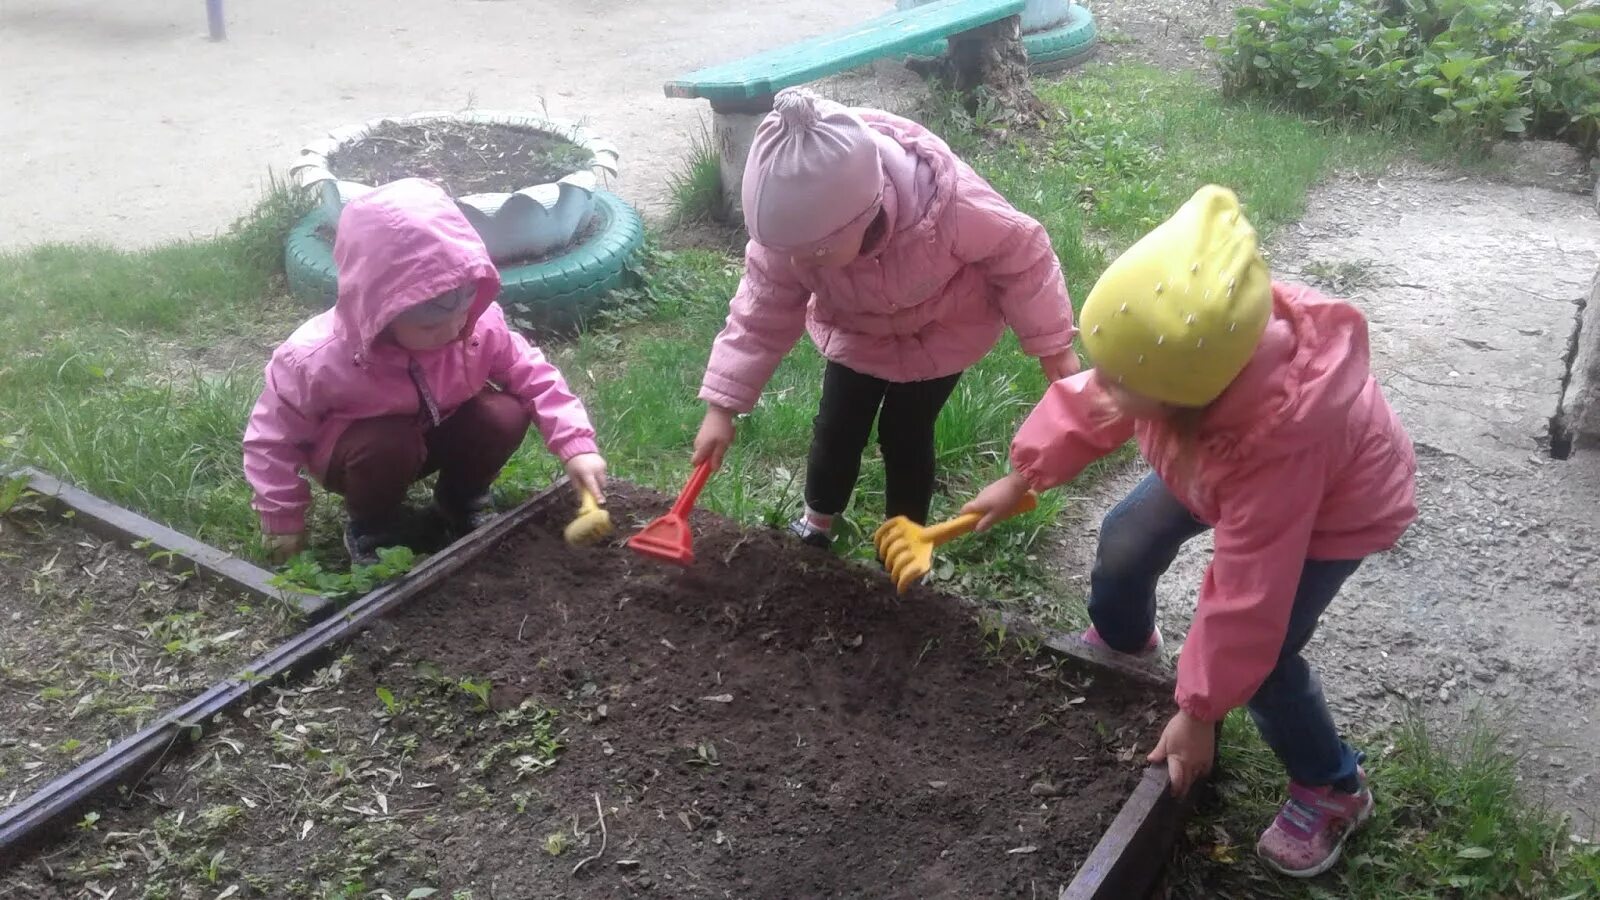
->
<box><xmin>710</xmin><ymin>96</ymin><xmax>774</xmax><ymax>225</ymax></box>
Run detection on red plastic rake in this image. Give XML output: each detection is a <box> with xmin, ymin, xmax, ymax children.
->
<box><xmin>627</xmin><ymin>461</ymin><xmax>713</xmax><ymax>566</ymax></box>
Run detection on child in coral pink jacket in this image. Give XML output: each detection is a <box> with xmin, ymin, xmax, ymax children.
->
<box><xmin>244</xmin><ymin>178</ymin><xmax>607</xmax><ymax>565</ymax></box>
<box><xmin>963</xmin><ymin>186</ymin><xmax>1416</xmax><ymax>878</ymax></box>
<box><xmin>692</xmin><ymin>88</ymin><xmax>1078</xmax><ymax>548</ymax></box>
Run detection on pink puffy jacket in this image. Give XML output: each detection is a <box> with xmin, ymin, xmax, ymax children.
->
<box><xmin>243</xmin><ymin>179</ymin><xmax>597</xmax><ymax>534</ymax></box>
<box><xmin>1011</xmin><ymin>283</ymin><xmax>1417</xmax><ymax>721</ymax></box>
<box><xmin>700</xmin><ymin>111</ymin><xmax>1075</xmax><ymax>412</ymax></box>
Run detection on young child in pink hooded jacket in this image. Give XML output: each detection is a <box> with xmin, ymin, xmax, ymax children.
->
<box><xmin>964</xmin><ymin>186</ymin><xmax>1416</xmax><ymax>878</ymax></box>
<box><xmin>244</xmin><ymin>178</ymin><xmax>607</xmax><ymax>565</ymax></box>
<box><xmin>692</xmin><ymin>88</ymin><xmax>1078</xmax><ymax>548</ymax></box>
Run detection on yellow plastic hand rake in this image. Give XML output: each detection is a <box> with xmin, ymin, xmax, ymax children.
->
<box><xmin>873</xmin><ymin>492</ymin><xmax>1039</xmax><ymax>594</ymax></box>
<box><xmin>562</xmin><ymin>487</ymin><xmax>613</xmax><ymax>546</ymax></box>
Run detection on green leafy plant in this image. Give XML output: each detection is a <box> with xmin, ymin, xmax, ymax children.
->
<box><xmin>458</xmin><ymin>677</ymin><xmax>493</xmax><ymax>711</ymax></box>
<box><xmin>1213</xmin><ymin>0</ymin><xmax>1600</xmax><ymax>149</ymax></box>
<box><xmin>0</xmin><ymin>473</ymin><xmax>34</xmax><ymax>516</ymax></box>
<box><xmin>375</xmin><ymin>685</ymin><xmax>400</xmax><ymax>716</ymax></box>
<box><xmin>269</xmin><ymin>545</ymin><xmax>416</xmax><ymax>603</ymax></box>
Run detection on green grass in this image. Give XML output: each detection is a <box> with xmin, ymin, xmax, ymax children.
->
<box><xmin>1174</xmin><ymin>713</ymin><xmax>1600</xmax><ymax>899</ymax></box>
<box><xmin>0</xmin><ymin>174</ymin><xmax>312</xmax><ymax>552</ymax></box>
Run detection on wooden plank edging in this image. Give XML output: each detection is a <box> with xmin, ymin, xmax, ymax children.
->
<box><xmin>14</xmin><ymin>467</ymin><xmax>324</xmax><ymax>617</ymax></box>
<box><xmin>994</xmin><ymin>610</ymin><xmax>1197</xmax><ymax>898</ymax></box>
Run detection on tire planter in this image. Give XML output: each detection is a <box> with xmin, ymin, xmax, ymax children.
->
<box><xmin>289</xmin><ymin>111</ymin><xmax>622</xmax><ymax>266</ymax></box>
<box><xmin>284</xmin><ymin>190</ymin><xmax>645</xmax><ymax>335</ymax></box>
<box><xmin>900</xmin><ymin>2</ymin><xmax>1098</xmax><ymax>72</ymax></box>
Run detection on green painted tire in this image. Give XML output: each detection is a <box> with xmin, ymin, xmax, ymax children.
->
<box><xmin>1024</xmin><ymin>6</ymin><xmax>1099</xmax><ymax>71</ymax></box>
<box><xmin>901</xmin><ymin>6</ymin><xmax>1098</xmax><ymax>72</ymax></box>
<box><xmin>282</xmin><ymin>191</ymin><xmax>645</xmax><ymax>334</ymax></box>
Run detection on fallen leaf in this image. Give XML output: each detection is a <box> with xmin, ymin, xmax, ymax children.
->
<box><xmin>1007</xmin><ymin>845</ymin><xmax>1038</xmax><ymax>855</ymax></box>
<box><xmin>300</xmin><ymin>819</ymin><xmax>313</xmax><ymax>840</ymax></box>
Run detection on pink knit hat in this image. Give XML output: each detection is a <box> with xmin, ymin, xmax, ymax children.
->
<box><xmin>742</xmin><ymin>88</ymin><xmax>883</xmax><ymax>251</ymax></box>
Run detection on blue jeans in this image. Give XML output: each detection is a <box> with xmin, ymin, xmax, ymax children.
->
<box><xmin>1089</xmin><ymin>473</ymin><xmax>1363</xmax><ymax>791</ymax></box>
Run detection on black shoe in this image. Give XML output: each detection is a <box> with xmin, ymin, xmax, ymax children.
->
<box><xmin>343</xmin><ymin>518</ymin><xmax>408</xmax><ymax>567</ymax></box>
<box><xmin>787</xmin><ymin>517</ymin><xmax>833</xmax><ymax>550</ymax></box>
<box><xmin>429</xmin><ymin>491</ymin><xmax>497</xmax><ymax>542</ymax></box>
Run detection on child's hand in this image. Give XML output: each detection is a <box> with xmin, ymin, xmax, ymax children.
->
<box><xmin>961</xmin><ymin>472</ymin><xmax>1031</xmax><ymax>532</ymax></box>
<box><xmin>565</xmin><ymin>453</ymin><xmax>608</xmax><ymax>503</ymax></box>
<box><xmin>1039</xmin><ymin>349</ymin><xmax>1080</xmax><ymax>383</ymax></box>
<box><xmin>262</xmin><ymin>530</ymin><xmax>307</xmax><ymax>565</ymax></box>
<box><xmin>692</xmin><ymin>405</ymin><xmax>737</xmax><ymax>471</ymax></box>
<box><xmin>1148</xmin><ymin>709</ymin><xmax>1216</xmax><ymax>798</ymax></box>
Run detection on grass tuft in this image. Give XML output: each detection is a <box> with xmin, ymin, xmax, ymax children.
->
<box><xmin>666</xmin><ymin>120</ymin><xmax>725</xmax><ymax>225</ymax></box>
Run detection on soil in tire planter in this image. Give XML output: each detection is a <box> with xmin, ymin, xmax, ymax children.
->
<box><xmin>3</xmin><ymin>486</ymin><xmax>1165</xmax><ymax>898</ymax></box>
<box><xmin>327</xmin><ymin>120</ymin><xmax>594</xmax><ymax>196</ymax></box>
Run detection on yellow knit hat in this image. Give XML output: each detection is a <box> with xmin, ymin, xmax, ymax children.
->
<box><xmin>1079</xmin><ymin>185</ymin><xmax>1272</xmax><ymax>408</ymax></box>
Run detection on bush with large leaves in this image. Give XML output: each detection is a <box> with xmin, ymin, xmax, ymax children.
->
<box><xmin>1212</xmin><ymin>0</ymin><xmax>1600</xmax><ymax>149</ymax></box>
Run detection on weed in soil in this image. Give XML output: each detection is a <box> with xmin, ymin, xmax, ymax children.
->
<box><xmin>0</xmin><ymin>510</ymin><xmax>300</xmax><ymax>806</ymax></box>
<box><xmin>327</xmin><ymin>121</ymin><xmax>595</xmax><ymax>197</ymax></box>
<box><xmin>4</xmin><ymin>486</ymin><xmax>1165</xmax><ymax>898</ymax></box>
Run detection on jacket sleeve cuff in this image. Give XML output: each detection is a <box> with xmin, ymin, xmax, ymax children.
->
<box><xmin>698</xmin><ymin>379</ymin><xmax>757</xmax><ymax>415</ymax></box>
<box><xmin>1018</xmin><ymin>326</ymin><xmax>1078</xmax><ymax>358</ymax></box>
<box><xmin>548</xmin><ymin>434</ymin><xmax>600</xmax><ymax>462</ymax></box>
<box><xmin>259</xmin><ymin>510</ymin><xmax>307</xmax><ymax>535</ymax></box>
<box><xmin>1175</xmin><ymin>692</ymin><xmax>1228</xmax><ymax>723</ymax></box>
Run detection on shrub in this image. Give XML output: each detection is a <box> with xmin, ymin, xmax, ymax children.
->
<box><xmin>1212</xmin><ymin>0</ymin><xmax>1600</xmax><ymax>150</ymax></box>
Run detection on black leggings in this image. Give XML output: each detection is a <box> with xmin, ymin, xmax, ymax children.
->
<box><xmin>805</xmin><ymin>361</ymin><xmax>963</xmax><ymax>525</ymax></box>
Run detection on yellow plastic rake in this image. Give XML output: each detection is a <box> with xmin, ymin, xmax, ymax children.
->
<box><xmin>873</xmin><ymin>492</ymin><xmax>1039</xmax><ymax>594</ymax></box>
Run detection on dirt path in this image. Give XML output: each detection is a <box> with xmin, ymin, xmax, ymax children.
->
<box><xmin>0</xmin><ymin>0</ymin><xmax>890</xmax><ymax>248</ymax></box>
<box><xmin>1042</xmin><ymin>171</ymin><xmax>1600</xmax><ymax>828</ymax></box>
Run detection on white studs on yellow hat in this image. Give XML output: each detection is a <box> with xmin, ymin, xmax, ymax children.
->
<box><xmin>1079</xmin><ymin>185</ymin><xmax>1272</xmax><ymax>408</ymax></box>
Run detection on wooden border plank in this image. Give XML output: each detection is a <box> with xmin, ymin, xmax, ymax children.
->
<box><xmin>0</xmin><ymin>479</ymin><xmax>574</xmax><ymax>867</ymax></box>
<box><xmin>14</xmin><ymin>467</ymin><xmax>325</xmax><ymax>617</ymax></box>
<box><xmin>992</xmin><ymin>610</ymin><xmax>1198</xmax><ymax>898</ymax></box>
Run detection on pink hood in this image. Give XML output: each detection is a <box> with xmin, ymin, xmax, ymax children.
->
<box><xmin>1011</xmin><ymin>283</ymin><xmax>1417</xmax><ymax>720</ymax></box>
<box><xmin>243</xmin><ymin>179</ymin><xmax>596</xmax><ymax>534</ymax></box>
<box><xmin>700</xmin><ymin>110</ymin><xmax>1074</xmax><ymax>411</ymax></box>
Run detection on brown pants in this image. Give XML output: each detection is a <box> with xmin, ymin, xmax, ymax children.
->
<box><xmin>323</xmin><ymin>391</ymin><xmax>531</xmax><ymax>523</ymax></box>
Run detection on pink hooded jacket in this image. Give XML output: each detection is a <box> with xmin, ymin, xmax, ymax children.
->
<box><xmin>700</xmin><ymin>111</ymin><xmax>1075</xmax><ymax>412</ymax></box>
<box><xmin>1011</xmin><ymin>283</ymin><xmax>1417</xmax><ymax>722</ymax></box>
<box><xmin>243</xmin><ymin>179</ymin><xmax>597</xmax><ymax>534</ymax></box>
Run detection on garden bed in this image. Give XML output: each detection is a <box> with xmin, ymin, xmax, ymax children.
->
<box><xmin>0</xmin><ymin>508</ymin><xmax>299</xmax><ymax>811</ymax></box>
<box><xmin>1</xmin><ymin>485</ymin><xmax>1168</xmax><ymax>898</ymax></box>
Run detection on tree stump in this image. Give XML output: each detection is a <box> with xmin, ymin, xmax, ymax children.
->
<box><xmin>946</xmin><ymin>15</ymin><xmax>1045</xmax><ymax>123</ymax></box>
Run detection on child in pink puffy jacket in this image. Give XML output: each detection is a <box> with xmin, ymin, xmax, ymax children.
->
<box><xmin>692</xmin><ymin>87</ymin><xmax>1078</xmax><ymax>548</ymax></box>
<box><xmin>244</xmin><ymin>178</ymin><xmax>607</xmax><ymax>566</ymax></box>
<box><xmin>963</xmin><ymin>186</ymin><xmax>1417</xmax><ymax>877</ymax></box>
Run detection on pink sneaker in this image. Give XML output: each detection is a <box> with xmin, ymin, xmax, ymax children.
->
<box><xmin>1081</xmin><ymin>625</ymin><xmax>1163</xmax><ymax>660</ymax></box>
<box><xmin>1256</xmin><ymin>770</ymin><xmax>1375</xmax><ymax>877</ymax></box>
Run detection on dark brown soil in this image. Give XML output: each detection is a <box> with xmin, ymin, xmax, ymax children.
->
<box><xmin>0</xmin><ymin>509</ymin><xmax>299</xmax><ymax>809</ymax></box>
<box><xmin>328</xmin><ymin>120</ymin><xmax>594</xmax><ymax>196</ymax></box>
<box><xmin>3</xmin><ymin>486</ymin><xmax>1164</xmax><ymax>898</ymax></box>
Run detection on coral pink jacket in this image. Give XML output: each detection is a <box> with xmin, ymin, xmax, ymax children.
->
<box><xmin>243</xmin><ymin>179</ymin><xmax>596</xmax><ymax>534</ymax></box>
<box><xmin>1011</xmin><ymin>283</ymin><xmax>1417</xmax><ymax>721</ymax></box>
<box><xmin>701</xmin><ymin>111</ymin><xmax>1075</xmax><ymax>412</ymax></box>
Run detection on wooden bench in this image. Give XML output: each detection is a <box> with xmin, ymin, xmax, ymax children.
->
<box><xmin>663</xmin><ymin>0</ymin><xmax>1029</xmax><ymax>221</ymax></box>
